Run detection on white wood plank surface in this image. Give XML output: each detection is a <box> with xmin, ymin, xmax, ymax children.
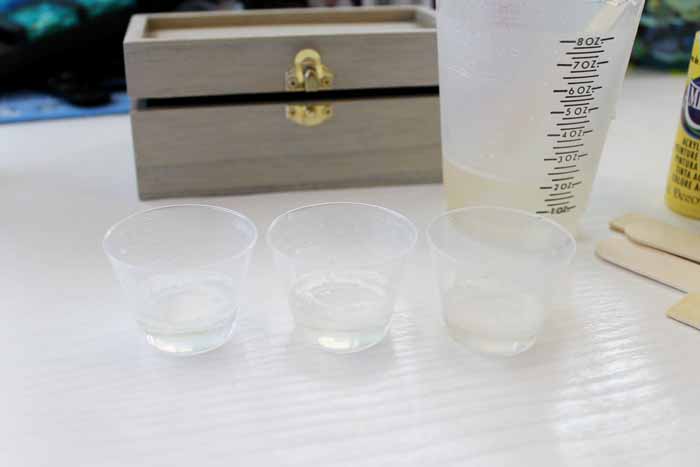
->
<box><xmin>1</xmin><ymin>71</ymin><xmax>699</xmax><ymax>466</ymax></box>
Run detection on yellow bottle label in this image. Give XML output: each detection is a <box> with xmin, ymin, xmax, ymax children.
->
<box><xmin>666</xmin><ymin>32</ymin><xmax>700</xmax><ymax>219</ymax></box>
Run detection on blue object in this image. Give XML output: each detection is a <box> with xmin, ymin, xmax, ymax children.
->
<box><xmin>7</xmin><ymin>3</ymin><xmax>80</xmax><ymax>40</ymax></box>
<box><xmin>75</xmin><ymin>0</ymin><xmax>136</xmax><ymax>17</ymax></box>
<box><xmin>0</xmin><ymin>90</ymin><xmax>130</xmax><ymax>124</ymax></box>
<box><xmin>1</xmin><ymin>0</ymin><xmax>137</xmax><ymax>40</ymax></box>
<box><xmin>0</xmin><ymin>0</ymin><xmax>29</xmax><ymax>14</ymax></box>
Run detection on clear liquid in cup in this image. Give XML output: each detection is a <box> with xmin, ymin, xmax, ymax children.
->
<box><xmin>443</xmin><ymin>279</ymin><xmax>546</xmax><ymax>357</ymax></box>
<box><xmin>138</xmin><ymin>276</ymin><xmax>238</xmax><ymax>355</ymax></box>
<box><xmin>289</xmin><ymin>271</ymin><xmax>393</xmax><ymax>353</ymax></box>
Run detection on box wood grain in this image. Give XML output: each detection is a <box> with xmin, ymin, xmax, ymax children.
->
<box><xmin>124</xmin><ymin>7</ymin><xmax>437</xmax><ymax>98</ymax></box>
<box><xmin>132</xmin><ymin>95</ymin><xmax>441</xmax><ymax>199</ymax></box>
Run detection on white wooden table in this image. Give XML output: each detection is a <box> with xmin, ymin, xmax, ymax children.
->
<box><xmin>2</xmin><ymin>71</ymin><xmax>699</xmax><ymax>467</ymax></box>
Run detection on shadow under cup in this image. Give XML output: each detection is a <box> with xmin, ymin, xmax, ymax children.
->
<box><xmin>103</xmin><ymin>205</ymin><xmax>257</xmax><ymax>356</ymax></box>
<box><xmin>427</xmin><ymin>207</ymin><xmax>576</xmax><ymax>357</ymax></box>
<box><xmin>267</xmin><ymin>203</ymin><xmax>417</xmax><ymax>354</ymax></box>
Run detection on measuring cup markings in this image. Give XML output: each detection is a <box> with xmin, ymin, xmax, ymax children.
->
<box><xmin>537</xmin><ymin>35</ymin><xmax>615</xmax><ymax>217</ymax></box>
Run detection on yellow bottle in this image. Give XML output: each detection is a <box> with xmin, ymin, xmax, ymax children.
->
<box><xmin>666</xmin><ymin>32</ymin><xmax>700</xmax><ymax>219</ymax></box>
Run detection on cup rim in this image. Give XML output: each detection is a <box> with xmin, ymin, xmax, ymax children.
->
<box><xmin>103</xmin><ymin>204</ymin><xmax>258</xmax><ymax>269</ymax></box>
<box><xmin>425</xmin><ymin>206</ymin><xmax>577</xmax><ymax>264</ymax></box>
<box><xmin>266</xmin><ymin>201</ymin><xmax>418</xmax><ymax>264</ymax></box>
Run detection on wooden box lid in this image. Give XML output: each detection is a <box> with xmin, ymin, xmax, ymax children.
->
<box><xmin>123</xmin><ymin>6</ymin><xmax>437</xmax><ymax>99</ymax></box>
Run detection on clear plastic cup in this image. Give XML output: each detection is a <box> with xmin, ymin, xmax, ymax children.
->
<box><xmin>267</xmin><ymin>202</ymin><xmax>417</xmax><ymax>354</ymax></box>
<box><xmin>427</xmin><ymin>207</ymin><xmax>576</xmax><ymax>356</ymax></box>
<box><xmin>103</xmin><ymin>205</ymin><xmax>257</xmax><ymax>356</ymax></box>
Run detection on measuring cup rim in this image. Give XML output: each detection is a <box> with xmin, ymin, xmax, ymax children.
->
<box><xmin>103</xmin><ymin>204</ymin><xmax>258</xmax><ymax>270</ymax></box>
<box><xmin>266</xmin><ymin>201</ymin><xmax>418</xmax><ymax>264</ymax></box>
<box><xmin>425</xmin><ymin>206</ymin><xmax>577</xmax><ymax>264</ymax></box>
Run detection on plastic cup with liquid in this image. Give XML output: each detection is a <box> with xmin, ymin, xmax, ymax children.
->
<box><xmin>427</xmin><ymin>207</ymin><xmax>576</xmax><ymax>356</ymax></box>
<box><xmin>103</xmin><ymin>205</ymin><xmax>257</xmax><ymax>355</ymax></box>
<box><xmin>267</xmin><ymin>202</ymin><xmax>417</xmax><ymax>354</ymax></box>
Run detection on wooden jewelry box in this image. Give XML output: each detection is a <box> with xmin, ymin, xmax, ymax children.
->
<box><xmin>124</xmin><ymin>6</ymin><xmax>440</xmax><ymax>200</ymax></box>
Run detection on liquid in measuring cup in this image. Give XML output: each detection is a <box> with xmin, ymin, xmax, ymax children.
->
<box><xmin>437</xmin><ymin>0</ymin><xmax>645</xmax><ymax>233</ymax></box>
<box><xmin>443</xmin><ymin>155</ymin><xmax>597</xmax><ymax>234</ymax></box>
<box><xmin>289</xmin><ymin>271</ymin><xmax>393</xmax><ymax>353</ymax></box>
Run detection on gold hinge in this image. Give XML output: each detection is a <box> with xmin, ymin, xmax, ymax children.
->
<box><xmin>285</xmin><ymin>49</ymin><xmax>334</xmax><ymax>127</ymax></box>
<box><xmin>286</xmin><ymin>104</ymin><xmax>333</xmax><ymax>128</ymax></box>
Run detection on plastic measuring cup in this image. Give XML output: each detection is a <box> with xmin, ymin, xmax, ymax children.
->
<box><xmin>427</xmin><ymin>207</ymin><xmax>576</xmax><ymax>356</ymax></box>
<box><xmin>104</xmin><ymin>205</ymin><xmax>257</xmax><ymax>355</ymax></box>
<box><xmin>267</xmin><ymin>203</ymin><xmax>417</xmax><ymax>354</ymax></box>
<box><xmin>436</xmin><ymin>0</ymin><xmax>645</xmax><ymax>233</ymax></box>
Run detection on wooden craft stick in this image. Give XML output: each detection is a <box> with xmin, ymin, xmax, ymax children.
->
<box><xmin>609</xmin><ymin>213</ymin><xmax>654</xmax><ymax>233</ymax></box>
<box><xmin>667</xmin><ymin>294</ymin><xmax>700</xmax><ymax>331</ymax></box>
<box><xmin>608</xmin><ymin>215</ymin><xmax>700</xmax><ymax>333</ymax></box>
<box><xmin>624</xmin><ymin>219</ymin><xmax>700</xmax><ymax>264</ymax></box>
<box><xmin>595</xmin><ymin>237</ymin><xmax>700</xmax><ymax>293</ymax></box>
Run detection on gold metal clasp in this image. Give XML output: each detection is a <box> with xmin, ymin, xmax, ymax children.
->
<box><xmin>285</xmin><ymin>49</ymin><xmax>334</xmax><ymax>92</ymax></box>
<box><xmin>285</xmin><ymin>49</ymin><xmax>334</xmax><ymax>127</ymax></box>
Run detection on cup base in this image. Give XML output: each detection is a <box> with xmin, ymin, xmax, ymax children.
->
<box><xmin>298</xmin><ymin>325</ymin><xmax>389</xmax><ymax>354</ymax></box>
<box><xmin>144</xmin><ymin>318</ymin><xmax>236</xmax><ymax>356</ymax></box>
<box><xmin>447</xmin><ymin>326</ymin><xmax>536</xmax><ymax>357</ymax></box>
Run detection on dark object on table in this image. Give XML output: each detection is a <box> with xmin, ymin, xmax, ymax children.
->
<box><xmin>241</xmin><ymin>0</ymin><xmax>308</xmax><ymax>7</ymax></box>
<box><xmin>0</xmin><ymin>1</ymin><xmax>181</xmax><ymax>92</ymax></box>
<box><xmin>633</xmin><ymin>0</ymin><xmax>700</xmax><ymax>70</ymax></box>
<box><xmin>46</xmin><ymin>70</ymin><xmax>112</xmax><ymax>107</ymax></box>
